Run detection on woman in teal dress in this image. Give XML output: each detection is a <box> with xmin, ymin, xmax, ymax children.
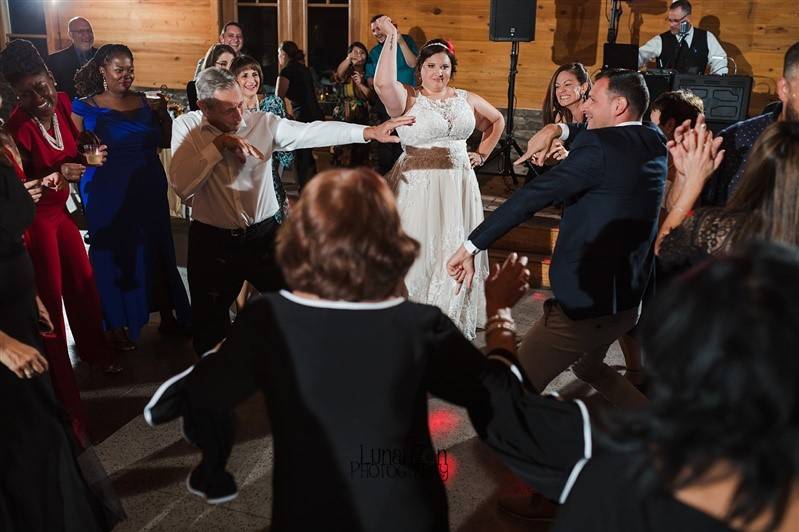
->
<box><xmin>71</xmin><ymin>44</ymin><xmax>190</xmax><ymax>349</ymax></box>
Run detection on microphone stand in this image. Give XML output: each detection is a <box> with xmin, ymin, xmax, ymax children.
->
<box><xmin>482</xmin><ymin>41</ymin><xmax>537</xmax><ymax>185</ymax></box>
<box><xmin>669</xmin><ymin>23</ymin><xmax>689</xmax><ymax>70</ymax></box>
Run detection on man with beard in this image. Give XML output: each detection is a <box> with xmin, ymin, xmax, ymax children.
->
<box><xmin>703</xmin><ymin>41</ymin><xmax>799</xmax><ymax>205</ymax></box>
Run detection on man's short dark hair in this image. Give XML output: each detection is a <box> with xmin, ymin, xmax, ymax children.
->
<box><xmin>596</xmin><ymin>68</ymin><xmax>650</xmax><ymax>120</ymax></box>
<box><xmin>784</xmin><ymin>41</ymin><xmax>799</xmax><ymax>77</ymax></box>
<box><xmin>669</xmin><ymin>0</ymin><xmax>692</xmax><ymax>15</ymax></box>
<box><xmin>370</xmin><ymin>14</ymin><xmax>386</xmax><ymax>24</ymax></box>
<box><xmin>221</xmin><ymin>21</ymin><xmax>242</xmax><ymax>34</ymax></box>
<box><xmin>651</xmin><ymin>90</ymin><xmax>704</xmax><ymax>127</ymax></box>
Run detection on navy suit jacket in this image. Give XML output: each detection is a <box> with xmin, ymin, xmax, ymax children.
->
<box><xmin>46</xmin><ymin>44</ymin><xmax>96</xmax><ymax>99</ymax></box>
<box><xmin>470</xmin><ymin>123</ymin><xmax>667</xmax><ymax>320</ymax></box>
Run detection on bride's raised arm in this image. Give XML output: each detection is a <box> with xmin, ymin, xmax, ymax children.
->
<box><xmin>373</xmin><ymin>16</ymin><xmax>412</xmax><ymax>118</ymax></box>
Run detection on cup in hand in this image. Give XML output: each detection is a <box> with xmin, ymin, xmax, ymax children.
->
<box><xmin>82</xmin><ymin>144</ymin><xmax>103</xmax><ymax>166</ymax></box>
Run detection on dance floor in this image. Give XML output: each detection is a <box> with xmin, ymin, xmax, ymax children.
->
<box><xmin>66</xmin><ymin>175</ymin><xmax>625</xmax><ymax>531</ymax></box>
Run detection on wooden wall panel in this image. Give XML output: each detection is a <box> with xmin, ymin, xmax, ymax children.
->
<box><xmin>38</xmin><ymin>0</ymin><xmax>798</xmax><ymax>110</ymax></box>
<box><xmin>363</xmin><ymin>0</ymin><xmax>799</xmax><ymax>114</ymax></box>
<box><xmin>43</xmin><ymin>0</ymin><xmax>219</xmax><ymax>89</ymax></box>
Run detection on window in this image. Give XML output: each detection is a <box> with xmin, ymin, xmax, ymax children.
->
<box><xmin>3</xmin><ymin>0</ymin><xmax>49</xmax><ymax>59</ymax></box>
<box><xmin>306</xmin><ymin>0</ymin><xmax>349</xmax><ymax>81</ymax></box>
<box><xmin>237</xmin><ymin>1</ymin><xmax>279</xmax><ymax>89</ymax></box>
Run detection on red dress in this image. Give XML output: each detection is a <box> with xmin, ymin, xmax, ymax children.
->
<box><xmin>8</xmin><ymin>92</ymin><xmax>114</xmax><ymax>446</ymax></box>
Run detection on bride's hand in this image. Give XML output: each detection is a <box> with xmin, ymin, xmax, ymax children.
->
<box><xmin>468</xmin><ymin>152</ymin><xmax>485</xmax><ymax>168</ymax></box>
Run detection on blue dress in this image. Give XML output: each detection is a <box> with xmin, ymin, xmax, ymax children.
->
<box><xmin>72</xmin><ymin>96</ymin><xmax>190</xmax><ymax>340</ymax></box>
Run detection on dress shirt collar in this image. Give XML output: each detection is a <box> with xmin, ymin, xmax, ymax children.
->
<box><xmin>616</xmin><ymin>121</ymin><xmax>643</xmax><ymax>127</ymax></box>
<box><xmin>280</xmin><ymin>290</ymin><xmax>406</xmax><ymax>310</ymax></box>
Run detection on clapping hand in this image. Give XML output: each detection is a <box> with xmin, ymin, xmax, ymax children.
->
<box><xmin>543</xmin><ymin>139</ymin><xmax>568</xmax><ymax>165</ymax></box>
<box><xmin>485</xmin><ymin>253</ymin><xmax>531</xmax><ymax>313</ymax></box>
<box><xmin>514</xmin><ymin>124</ymin><xmax>562</xmax><ymax>166</ymax></box>
<box><xmin>214</xmin><ymin>133</ymin><xmax>266</xmax><ymax>163</ymax></box>
<box><xmin>668</xmin><ymin>114</ymin><xmax>724</xmax><ymax>194</ymax></box>
<box><xmin>364</xmin><ymin>116</ymin><xmax>415</xmax><ymax>143</ymax></box>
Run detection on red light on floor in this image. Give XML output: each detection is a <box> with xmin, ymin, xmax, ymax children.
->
<box><xmin>428</xmin><ymin>409</ymin><xmax>460</xmax><ymax>438</ymax></box>
<box><xmin>531</xmin><ymin>291</ymin><xmax>547</xmax><ymax>301</ymax></box>
<box><xmin>439</xmin><ymin>451</ymin><xmax>456</xmax><ymax>483</ymax></box>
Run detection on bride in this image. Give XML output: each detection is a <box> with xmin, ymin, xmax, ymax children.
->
<box><xmin>373</xmin><ymin>16</ymin><xmax>504</xmax><ymax>339</ymax></box>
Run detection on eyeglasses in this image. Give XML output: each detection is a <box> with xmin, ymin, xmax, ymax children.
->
<box><xmin>70</xmin><ymin>29</ymin><xmax>93</xmax><ymax>35</ymax></box>
<box><xmin>666</xmin><ymin>14</ymin><xmax>689</xmax><ymax>24</ymax></box>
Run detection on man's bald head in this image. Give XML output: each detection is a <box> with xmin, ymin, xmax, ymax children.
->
<box><xmin>67</xmin><ymin>17</ymin><xmax>94</xmax><ymax>53</ymax></box>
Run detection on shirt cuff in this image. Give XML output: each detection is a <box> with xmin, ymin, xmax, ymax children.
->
<box><xmin>558</xmin><ymin>123</ymin><xmax>570</xmax><ymax>141</ymax></box>
<box><xmin>464</xmin><ymin>240</ymin><xmax>481</xmax><ymax>255</ymax></box>
<box><xmin>354</xmin><ymin>125</ymin><xmax>370</xmax><ymax>144</ymax></box>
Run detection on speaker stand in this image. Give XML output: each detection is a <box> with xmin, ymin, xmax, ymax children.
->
<box><xmin>483</xmin><ymin>41</ymin><xmax>537</xmax><ymax>186</ymax></box>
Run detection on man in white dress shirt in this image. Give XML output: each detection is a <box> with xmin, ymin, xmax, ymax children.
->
<box><xmin>170</xmin><ymin>67</ymin><xmax>413</xmax><ymax>355</ymax></box>
<box><xmin>638</xmin><ymin>0</ymin><xmax>728</xmax><ymax>75</ymax></box>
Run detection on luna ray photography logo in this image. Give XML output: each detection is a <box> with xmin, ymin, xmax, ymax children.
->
<box><xmin>350</xmin><ymin>444</ymin><xmax>449</xmax><ymax>481</ymax></box>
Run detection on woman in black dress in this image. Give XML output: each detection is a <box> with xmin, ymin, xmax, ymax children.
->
<box><xmin>0</xmin><ymin>125</ymin><xmax>121</xmax><ymax>531</ymax></box>
<box><xmin>276</xmin><ymin>40</ymin><xmax>324</xmax><ymax>189</ymax></box>
<box><xmin>145</xmin><ymin>168</ymin><xmax>566</xmax><ymax>531</ymax></box>
<box><xmin>551</xmin><ymin>241</ymin><xmax>799</xmax><ymax>531</ymax></box>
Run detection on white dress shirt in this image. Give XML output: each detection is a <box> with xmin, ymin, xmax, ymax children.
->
<box><xmin>170</xmin><ymin>111</ymin><xmax>368</xmax><ymax>229</ymax></box>
<box><xmin>638</xmin><ymin>26</ymin><xmax>728</xmax><ymax>75</ymax></box>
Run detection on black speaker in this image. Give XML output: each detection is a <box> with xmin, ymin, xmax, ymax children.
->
<box><xmin>642</xmin><ymin>71</ymin><xmax>675</xmax><ymax>121</ymax></box>
<box><xmin>602</xmin><ymin>43</ymin><xmax>639</xmax><ymax>70</ymax></box>
<box><xmin>489</xmin><ymin>0</ymin><xmax>537</xmax><ymax>42</ymax></box>
<box><xmin>671</xmin><ymin>74</ymin><xmax>753</xmax><ymax>127</ymax></box>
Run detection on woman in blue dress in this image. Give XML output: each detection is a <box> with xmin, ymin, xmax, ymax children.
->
<box><xmin>71</xmin><ymin>44</ymin><xmax>190</xmax><ymax>350</ymax></box>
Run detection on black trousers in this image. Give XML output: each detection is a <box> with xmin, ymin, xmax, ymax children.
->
<box><xmin>295</xmin><ymin>147</ymin><xmax>318</xmax><ymax>191</ymax></box>
<box><xmin>187</xmin><ymin>218</ymin><xmax>286</xmax><ymax>355</ymax></box>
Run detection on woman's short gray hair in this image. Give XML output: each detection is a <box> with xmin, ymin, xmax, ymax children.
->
<box><xmin>196</xmin><ymin>67</ymin><xmax>239</xmax><ymax>102</ymax></box>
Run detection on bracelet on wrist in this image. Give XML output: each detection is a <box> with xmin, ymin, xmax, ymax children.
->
<box><xmin>486</xmin><ymin>321</ymin><xmax>516</xmax><ymax>335</ymax></box>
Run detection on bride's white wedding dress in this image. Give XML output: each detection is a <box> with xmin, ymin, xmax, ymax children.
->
<box><xmin>386</xmin><ymin>88</ymin><xmax>488</xmax><ymax>339</ymax></box>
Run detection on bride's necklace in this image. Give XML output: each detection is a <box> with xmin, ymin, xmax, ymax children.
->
<box><xmin>33</xmin><ymin>114</ymin><xmax>64</xmax><ymax>151</ymax></box>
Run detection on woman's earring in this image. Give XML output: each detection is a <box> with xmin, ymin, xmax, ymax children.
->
<box><xmin>102</xmin><ymin>76</ymin><xmax>108</xmax><ymax>91</ymax></box>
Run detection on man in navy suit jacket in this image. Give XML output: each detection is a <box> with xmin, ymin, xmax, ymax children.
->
<box><xmin>45</xmin><ymin>17</ymin><xmax>96</xmax><ymax>99</ymax></box>
<box><xmin>448</xmin><ymin>69</ymin><xmax>667</xmax><ymax>407</ymax></box>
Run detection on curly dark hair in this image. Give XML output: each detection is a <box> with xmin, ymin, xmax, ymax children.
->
<box><xmin>609</xmin><ymin>241</ymin><xmax>799</xmax><ymax>530</ymax></box>
<box><xmin>0</xmin><ymin>39</ymin><xmax>49</xmax><ymax>86</ymax></box>
<box><xmin>74</xmin><ymin>43</ymin><xmax>133</xmax><ymax>98</ymax></box>
<box><xmin>414</xmin><ymin>39</ymin><xmax>457</xmax><ymax>87</ymax></box>
<box><xmin>276</xmin><ymin>168</ymin><xmax>419</xmax><ymax>301</ymax></box>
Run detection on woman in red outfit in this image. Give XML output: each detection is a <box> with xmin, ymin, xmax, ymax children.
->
<box><xmin>0</xmin><ymin>39</ymin><xmax>120</xmax><ymax>447</ymax></box>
